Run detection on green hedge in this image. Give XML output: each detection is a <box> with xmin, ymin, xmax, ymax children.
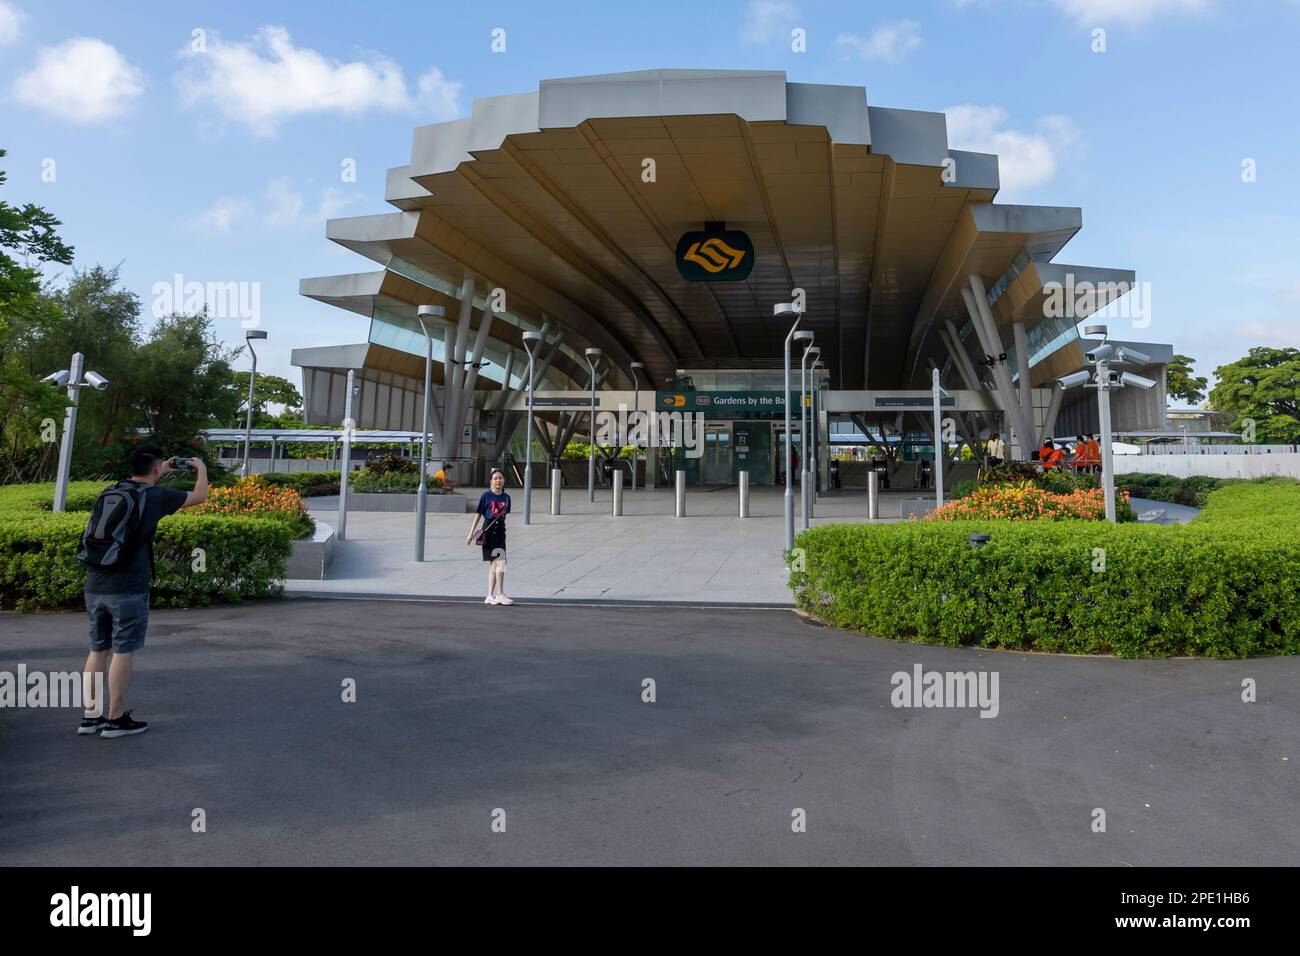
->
<box><xmin>1114</xmin><ymin>472</ymin><xmax>1241</xmax><ymax>508</ymax></box>
<box><xmin>260</xmin><ymin>471</ymin><xmax>341</xmax><ymax>498</ymax></box>
<box><xmin>0</xmin><ymin>482</ymin><xmax>291</xmax><ymax>611</ymax></box>
<box><xmin>788</xmin><ymin>479</ymin><xmax>1300</xmax><ymax>658</ymax></box>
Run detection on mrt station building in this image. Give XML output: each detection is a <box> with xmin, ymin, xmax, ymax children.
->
<box><xmin>293</xmin><ymin>69</ymin><xmax>1173</xmax><ymax>487</ymax></box>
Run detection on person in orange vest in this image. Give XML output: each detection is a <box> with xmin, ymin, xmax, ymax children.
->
<box><xmin>1071</xmin><ymin>434</ymin><xmax>1092</xmax><ymax>471</ymax></box>
<box><xmin>1040</xmin><ymin>440</ymin><xmax>1065</xmax><ymax>470</ymax></box>
<box><xmin>1087</xmin><ymin>435</ymin><xmax>1101</xmax><ymax>473</ymax></box>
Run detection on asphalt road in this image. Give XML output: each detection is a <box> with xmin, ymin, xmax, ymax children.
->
<box><xmin>1</xmin><ymin>599</ymin><xmax>1296</xmax><ymax>866</ymax></box>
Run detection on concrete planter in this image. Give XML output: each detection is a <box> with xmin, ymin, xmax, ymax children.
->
<box><xmin>287</xmin><ymin>521</ymin><xmax>336</xmax><ymax>580</ymax></box>
<box><xmin>344</xmin><ymin>492</ymin><xmax>468</xmax><ymax>513</ymax></box>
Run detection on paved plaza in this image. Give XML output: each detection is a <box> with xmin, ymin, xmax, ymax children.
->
<box><xmin>290</xmin><ymin>486</ymin><xmax>1193</xmax><ymax>605</ymax></box>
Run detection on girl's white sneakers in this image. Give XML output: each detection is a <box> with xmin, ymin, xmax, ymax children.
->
<box><xmin>484</xmin><ymin>595</ymin><xmax>497</xmax><ymax>604</ymax></box>
<box><xmin>496</xmin><ymin>595</ymin><xmax>515</xmax><ymax>606</ymax></box>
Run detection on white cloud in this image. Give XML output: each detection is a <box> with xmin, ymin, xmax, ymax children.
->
<box><xmin>740</xmin><ymin>0</ymin><xmax>801</xmax><ymax>44</ymax></box>
<box><xmin>944</xmin><ymin>104</ymin><xmax>1080</xmax><ymax>198</ymax></box>
<box><xmin>1231</xmin><ymin>320</ymin><xmax>1298</xmax><ymax>342</ymax></box>
<box><xmin>417</xmin><ymin>66</ymin><xmax>461</xmax><ymax>120</ymax></box>
<box><xmin>12</xmin><ymin>37</ymin><xmax>145</xmax><ymax>122</ymax></box>
<box><xmin>314</xmin><ymin>186</ymin><xmax>363</xmax><ymax>222</ymax></box>
<box><xmin>194</xmin><ymin>179</ymin><xmax>364</xmax><ymax>234</ymax></box>
<box><xmin>175</xmin><ymin>26</ymin><xmax>461</xmax><ymax>136</ymax></box>
<box><xmin>263</xmin><ymin>177</ymin><xmax>305</xmax><ymax>228</ymax></box>
<box><xmin>196</xmin><ymin>196</ymin><xmax>252</xmax><ymax>232</ymax></box>
<box><xmin>834</xmin><ymin>21</ymin><xmax>923</xmax><ymax>63</ymax></box>
<box><xmin>1051</xmin><ymin>0</ymin><xmax>1210</xmax><ymax>25</ymax></box>
<box><xmin>0</xmin><ymin>1</ymin><xmax>24</xmax><ymax>44</ymax></box>
<box><xmin>955</xmin><ymin>0</ymin><xmax>1213</xmax><ymax>26</ymax></box>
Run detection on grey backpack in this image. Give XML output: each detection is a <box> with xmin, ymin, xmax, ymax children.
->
<box><xmin>77</xmin><ymin>481</ymin><xmax>148</xmax><ymax>571</ymax></box>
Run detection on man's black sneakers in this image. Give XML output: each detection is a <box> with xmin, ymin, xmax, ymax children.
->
<box><xmin>100</xmin><ymin>711</ymin><xmax>149</xmax><ymax>739</ymax></box>
<box><xmin>76</xmin><ymin>716</ymin><xmax>108</xmax><ymax>735</ymax></box>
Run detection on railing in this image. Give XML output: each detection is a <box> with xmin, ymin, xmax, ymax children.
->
<box><xmin>1141</xmin><ymin>444</ymin><xmax>1297</xmax><ymax>455</ymax></box>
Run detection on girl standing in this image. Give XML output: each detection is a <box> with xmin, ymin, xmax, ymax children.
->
<box><xmin>466</xmin><ymin>468</ymin><xmax>513</xmax><ymax>605</ymax></box>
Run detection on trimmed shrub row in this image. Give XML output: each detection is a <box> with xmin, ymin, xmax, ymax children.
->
<box><xmin>0</xmin><ymin>481</ymin><xmax>292</xmax><ymax>611</ymax></box>
<box><xmin>260</xmin><ymin>471</ymin><xmax>341</xmax><ymax>498</ymax></box>
<box><xmin>1114</xmin><ymin>472</ymin><xmax>1239</xmax><ymax>508</ymax></box>
<box><xmin>789</xmin><ymin>479</ymin><xmax>1300</xmax><ymax>658</ymax></box>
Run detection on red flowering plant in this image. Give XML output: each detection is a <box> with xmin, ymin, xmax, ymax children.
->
<box><xmin>927</xmin><ymin>482</ymin><xmax>1133</xmax><ymax>522</ymax></box>
<box><xmin>191</xmin><ymin>474</ymin><xmax>315</xmax><ymax>539</ymax></box>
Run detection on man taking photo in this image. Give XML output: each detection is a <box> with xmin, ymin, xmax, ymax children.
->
<box><xmin>77</xmin><ymin>444</ymin><xmax>208</xmax><ymax>738</ymax></box>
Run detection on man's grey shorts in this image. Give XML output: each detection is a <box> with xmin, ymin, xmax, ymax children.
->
<box><xmin>85</xmin><ymin>592</ymin><xmax>150</xmax><ymax>653</ymax></box>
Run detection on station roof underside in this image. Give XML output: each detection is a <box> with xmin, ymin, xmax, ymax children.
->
<box><xmin>300</xmin><ymin>69</ymin><xmax>1138</xmax><ymax>394</ymax></box>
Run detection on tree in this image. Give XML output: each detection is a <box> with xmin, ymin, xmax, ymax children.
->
<box><xmin>131</xmin><ymin>312</ymin><xmax>241</xmax><ymax>442</ymax></box>
<box><xmin>230</xmin><ymin>371</ymin><xmax>303</xmax><ymax>425</ymax></box>
<box><xmin>1209</xmin><ymin>346</ymin><xmax>1300</xmax><ymax>444</ymax></box>
<box><xmin>0</xmin><ymin>147</ymin><xmax>76</xmax><ymax>481</ymax></box>
<box><xmin>1165</xmin><ymin>353</ymin><xmax>1208</xmax><ymax>406</ymax></box>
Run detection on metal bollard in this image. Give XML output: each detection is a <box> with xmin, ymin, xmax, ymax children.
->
<box><xmin>867</xmin><ymin>471</ymin><xmax>879</xmax><ymax>521</ymax></box>
<box><xmin>550</xmin><ymin>468</ymin><xmax>562</xmax><ymax>515</ymax></box>
<box><xmin>801</xmin><ymin>470</ymin><xmax>810</xmax><ymax>530</ymax></box>
<box><xmin>674</xmin><ymin>469</ymin><xmax>686</xmax><ymax>518</ymax></box>
<box><xmin>612</xmin><ymin>469</ymin><xmax>623</xmax><ymax>516</ymax></box>
<box><xmin>738</xmin><ymin>470</ymin><xmax>749</xmax><ymax>518</ymax></box>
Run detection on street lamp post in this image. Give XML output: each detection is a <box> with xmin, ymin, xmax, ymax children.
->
<box><xmin>584</xmin><ymin>347</ymin><xmax>602</xmax><ymax>503</ymax></box>
<box><xmin>521</xmin><ymin>331</ymin><xmax>541</xmax><ymax>525</ymax></box>
<box><xmin>242</xmin><ymin>329</ymin><xmax>268</xmax><ymax>477</ymax></box>
<box><xmin>800</xmin><ymin>341</ymin><xmax>817</xmax><ymax>531</ymax></box>
<box><xmin>780</xmin><ymin>303</ymin><xmax>806</xmax><ymax>552</ymax></box>
<box><xmin>42</xmin><ymin>353</ymin><xmax>109</xmax><ymax>512</ymax></box>
<box><xmin>810</xmin><ymin>350</ymin><xmax>822</xmax><ymax>503</ymax></box>
<box><xmin>630</xmin><ymin>361</ymin><xmax>644</xmax><ymax>492</ymax></box>
<box><xmin>415</xmin><ymin>305</ymin><xmax>446</xmax><ymax>561</ymax></box>
<box><xmin>337</xmin><ymin>370</ymin><xmax>358</xmax><ymax>540</ymax></box>
<box><xmin>932</xmin><ymin>366</ymin><xmax>950</xmax><ymax>509</ymax></box>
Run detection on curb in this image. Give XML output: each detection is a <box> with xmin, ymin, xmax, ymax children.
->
<box><xmin>283</xmin><ymin>590</ymin><xmax>795</xmax><ymax>611</ymax></box>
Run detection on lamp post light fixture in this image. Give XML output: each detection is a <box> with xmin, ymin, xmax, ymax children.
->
<box><xmin>584</xmin><ymin>347</ymin><xmax>602</xmax><ymax>503</ymax></box>
<box><xmin>414</xmin><ymin>304</ymin><xmax>447</xmax><ymax>561</ymax></box>
<box><xmin>932</xmin><ymin>366</ymin><xmax>952</xmax><ymax>509</ymax></box>
<box><xmin>800</xmin><ymin>341</ymin><xmax>817</xmax><ymax>531</ymax></box>
<box><xmin>337</xmin><ymin>371</ymin><xmax>359</xmax><ymax>540</ymax></box>
<box><xmin>43</xmin><ymin>352</ymin><xmax>109</xmax><ymax>512</ymax></box>
<box><xmin>521</xmin><ymin>330</ymin><xmax>542</xmax><ymax>525</ymax></box>
<box><xmin>629</xmin><ymin>361</ymin><xmax>645</xmax><ymax>492</ymax></box>
<box><xmin>1057</xmin><ymin>323</ymin><xmax>1156</xmax><ymax>522</ymax></box>
<box><xmin>779</xmin><ymin>301</ymin><xmax>806</xmax><ymax>552</ymax></box>
<box><xmin>241</xmin><ymin>329</ymin><xmax>268</xmax><ymax>477</ymax></box>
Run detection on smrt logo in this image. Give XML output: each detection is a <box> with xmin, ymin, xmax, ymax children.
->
<box><xmin>675</xmin><ymin>229</ymin><xmax>755</xmax><ymax>281</ymax></box>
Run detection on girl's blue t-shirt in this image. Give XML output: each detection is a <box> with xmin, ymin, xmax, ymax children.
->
<box><xmin>476</xmin><ymin>491</ymin><xmax>511</xmax><ymax>527</ymax></box>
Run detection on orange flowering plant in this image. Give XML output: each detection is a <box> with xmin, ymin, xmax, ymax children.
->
<box><xmin>927</xmin><ymin>482</ymin><xmax>1133</xmax><ymax>522</ymax></box>
<box><xmin>191</xmin><ymin>475</ymin><xmax>316</xmax><ymax>539</ymax></box>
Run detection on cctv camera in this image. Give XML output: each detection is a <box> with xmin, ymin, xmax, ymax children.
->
<box><xmin>41</xmin><ymin>370</ymin><xmax>71</xmax><ymax>387</ymax></box>
<box><xmin>1120</xmin><ymin>371</ymin><xmax>1157</xmax><ymax>390</ymax></box>
<box><xmin>83</xmin><ymin>371</ymin><xmax>110</xmax><ymax>391</ymax></box>
<box><xmin>1057</xmin><ymin>370</ymin><xmax>1090</xmax><ymax>390</ymax></box>
<box><xmin>1118</xmin><ymin>346</ymin><xmax>1151</xmax><ymax>365</ymax></box>
<box><xmin>1086</xmin><ymin>343</ymin><xmax>1115</xmax><ymax>363</ymax></box>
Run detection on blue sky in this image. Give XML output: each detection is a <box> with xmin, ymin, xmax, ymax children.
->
<box><xmin>2</xmin><ymin>0</ymin><xmax>1297</xmax><ymax>398</ymax></box>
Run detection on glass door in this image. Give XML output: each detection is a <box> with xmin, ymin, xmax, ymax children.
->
<box><xmin>702</xmin><ymin>423</ymin><xmax>733</xmax><ymax>484</ymax></box>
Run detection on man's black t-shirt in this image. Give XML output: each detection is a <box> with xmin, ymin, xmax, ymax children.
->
<box><xmin>84</xmin><ymin>484</ymin><xmax>188</xmax><ymax>595</ymax></box>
